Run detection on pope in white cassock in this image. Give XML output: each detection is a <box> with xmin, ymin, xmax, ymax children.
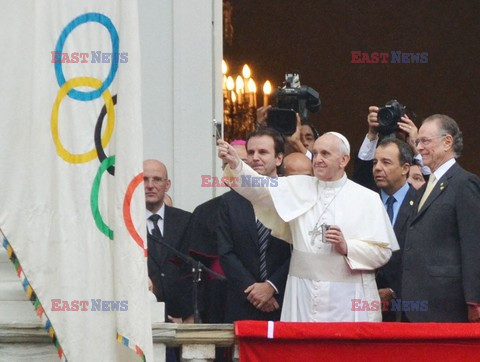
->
<box><xmin>218</xmin><ymin>131</ymin><xmax>399</xmax><ymax>322</ymax></box>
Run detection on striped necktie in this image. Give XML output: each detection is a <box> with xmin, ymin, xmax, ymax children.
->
<box><xmin>256</xmin><ymin>219</ymin><xmax>270</xmax><ymax>281</ymax></box>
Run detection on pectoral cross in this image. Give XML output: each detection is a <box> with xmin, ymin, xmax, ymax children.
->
<box><xmin>308</xmin><ymin>227</ymin><xmax>321</xmax><ymax>245</ymax></box>
<box><xmin>309</xmin><ymin>223</ymin><xmax>328</xmax><ymax>245</ymax></box>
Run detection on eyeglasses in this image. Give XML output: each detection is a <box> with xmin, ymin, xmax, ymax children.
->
<box><xmin>414</xmin><ymin>135</ymin><xmax>446</xmax><ymax>147</ymax></box>
<box><xmin>144</xmin><ymin>176</ymin><xmax>167</xmax><ymax>185</ymax></box>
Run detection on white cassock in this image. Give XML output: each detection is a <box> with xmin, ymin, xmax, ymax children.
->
<box><xmin>225</xmin><ymin>162</ymin><xmax>399</xmax><ymax>322</ymax></box>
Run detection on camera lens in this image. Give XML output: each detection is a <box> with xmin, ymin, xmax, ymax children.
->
<box><xmin>377</xmin><ymin>100</ymin><xmax>406</xmax><ymax>136</ymax></box>
<box><xmin>378</xmin><ymin>108</ymin><xmax>394</xmax><ymax>126</ymax></box>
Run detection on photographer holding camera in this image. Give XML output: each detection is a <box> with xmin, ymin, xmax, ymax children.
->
<box><xmin>363</xmin><ymin>103</ymin><xmax>419</xmax><ymax>157</ymax></box>
<box><xmin>256</xmin><ymin>108</ymin><xmax>317</xmax><ymax>171</ymax></box>
<box><xmin>255</xmin><ymin>73</ymin><xmax>321</xmax><ymax>161</ymax></box>
<box><xmin>256</xmin><ymin>107</ymin><xmax>306</xmax><ymax>154</ymax></box>
<box><xmin>354</xmin><ymin>101</ymin><xmax>430</xmax><ymax>190</ymax></box>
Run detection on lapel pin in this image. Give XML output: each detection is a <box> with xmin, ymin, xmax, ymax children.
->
<box><xmin>409</xmin><ymin>200</ymin><xmax>414</xmax><ymax>206</ymax></box>
<box><xmin>440</xmin><ymin>182</ymin><xmax>445</xmax><ymax>191</ymax></box>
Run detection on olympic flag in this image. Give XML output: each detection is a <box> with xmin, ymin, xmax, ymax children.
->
<box><xmin>0</xmin><ymin>2</ymin><xmax>153</xmax><ymax>360</ymax></box>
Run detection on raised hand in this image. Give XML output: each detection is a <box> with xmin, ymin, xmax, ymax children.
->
<box><xmin>217</xmin><ymin>139</ymin><xmax>242</xmax><ymax>170</ymax></box>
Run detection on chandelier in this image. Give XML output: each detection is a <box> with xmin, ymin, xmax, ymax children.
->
<box><xmin>222</xmin><ymin>60</ymin><xmax>272</xmax><ymax>142</ymax></box>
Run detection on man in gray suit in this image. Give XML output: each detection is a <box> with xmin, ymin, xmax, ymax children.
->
<box><xmin>402</xmin><ymin>115</ymin><xmax>480</xmax><ymax>322</ymax></box>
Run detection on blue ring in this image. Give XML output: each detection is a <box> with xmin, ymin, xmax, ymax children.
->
<box><xmin>54</xmin><ymin>13</ymin><xmax>119</xmax><ymax>101</ymax></box>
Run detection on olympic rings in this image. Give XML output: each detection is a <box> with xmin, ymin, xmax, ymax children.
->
<box><xmin>123</xmin><ymin>172</ymin><xmax>147</xmax><ymax>256</ymax></box>
<box><xmin>51</xmin><ymin>77</ymin><xmax>115</xmax><ymax>163</ymax></box>
<box><xmin>95</xmin><ymin>94</ymin><xmax>117</xmax><ymax>175</ymax></box>
<box><xmin>54</xmin><ymin>12</ymin><xmax>119</xmax><ymax>101</ymax></box>
<box><xmin>52</xmin><ymin>13</ymin><xmax>145</xmax><ymax>257</ymax></box>
<box><xmin>91</xmin><ymin>156</ymin><xmax>116</xmax><ymax>240</ymax></box>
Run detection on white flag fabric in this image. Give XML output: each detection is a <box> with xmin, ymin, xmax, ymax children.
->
<box><xmin>0</xmin><ymin>1</ymin><xmax>153</xmax><ymax>360</ymax></box>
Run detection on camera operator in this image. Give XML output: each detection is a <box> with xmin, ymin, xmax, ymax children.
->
<box><xmin>300</xmin><ymin>123</ymin><xmax>319</xmax><ymax>153</ymax></box>
<box><xmin>256</xmin><ymin>105</ymin><xmax>271</xmax><ymax>127</ymax></box>
<box><xmin>255</xmin><ymin>72</ymin><xmax>320</xmax><ymax>160</ymax></box>
<box><xmin>361</xmin><ymin>105</ymin><xmax>419</xmax><ymax>158</ymax></box>
<box><xmin>256</xmin><ymin>106</ymin><xmax>318</xmax><ymax>160</ymax></box>
<box><xmin>353</xmin><ymin>105</ymin><xmax>430</xmax><ymax>190</ymax></box>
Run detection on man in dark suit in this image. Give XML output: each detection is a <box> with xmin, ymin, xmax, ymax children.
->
<box><xmin>144</xmin><ymin>159</ymin><xmax>193</xmax><ymax>323</ymax></box>
<box><xmin>402</xmin><ymin>115</ymin><xmax>480</xmax><ymax>322</ymax></box>
<box><xmin>217</xmin><ymin>128</ymin><xmax>291</xmax><ymax>322</ymax></box>
<box><xmin>372</xmin><ymin>138</ymin><xmax>417</xmax><ymax>321</ymax></box>
<box><xmin>187</xmin><ymin>141</ymin><xmax>249</xmax><ymax>324</ymax></box>
<box><xmin>187</xmin><ymin>196</ymin><xmax>225</xmax><ymax>323</ymax></box>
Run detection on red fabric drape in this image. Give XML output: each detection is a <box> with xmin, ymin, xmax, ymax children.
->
<box><xmin>235</xmin><ymin>321</ymin><xmax>480</xmax><ymax>362</ymax></box>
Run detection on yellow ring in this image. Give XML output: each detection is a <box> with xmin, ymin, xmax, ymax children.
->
<box><xmin>51</xmin><ymin>77</ymin><xmax>115</xmax><ymax>163</ymax></box>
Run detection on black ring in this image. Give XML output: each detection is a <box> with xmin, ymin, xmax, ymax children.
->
<box><xmin>94</xmin><ymin>94</ymin><xmax>117</xmax><ymax>175</ymax></box>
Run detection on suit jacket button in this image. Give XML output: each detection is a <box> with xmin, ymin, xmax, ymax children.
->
<box><xmin>161</xmin><ymin>273</ymin><xmax>165</xmax><ymax>277</ymax></box>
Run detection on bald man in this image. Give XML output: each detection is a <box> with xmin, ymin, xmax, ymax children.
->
<box><xmin>218</xmin><ymin>132</ymin><xmax>398</xmax><ymax>322</ymax></box>
<box><xmin>144</xmin><ymin>160</ymin><xmax>193</xmax><ymax>323</ymax></box>
<box><xmin>283</xmin><ymin>152</ymin><xmax>313</xmax><ymax>176</ymax></box>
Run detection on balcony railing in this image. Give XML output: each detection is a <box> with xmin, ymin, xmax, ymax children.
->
<box><xmin>1</xmin><ymin>245</ymin><xmax>237</xmax><ymax>361</ymax></box>
<box><xmin>0</xmin><ymin>302</ymin><xmax>237</xmax><ymax>361</ymax></box>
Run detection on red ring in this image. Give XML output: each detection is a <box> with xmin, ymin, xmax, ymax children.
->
<box><xmin>123</xmin><ymin>172</ymin><xmax>147</xmax><ymax>257</ymax></box>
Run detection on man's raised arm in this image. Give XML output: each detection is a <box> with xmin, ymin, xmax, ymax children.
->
<box><xmin>217</xmin><ymin>139</ymin><xmax>275</xmax><ymax>208</ymax></box>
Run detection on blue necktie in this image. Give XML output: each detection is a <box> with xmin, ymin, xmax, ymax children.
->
<box><xmin>386</xmin><ymin>196</ymin><xmax>396</xmax><ymax>224</ymax></box>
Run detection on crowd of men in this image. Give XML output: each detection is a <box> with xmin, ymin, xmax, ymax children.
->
<box><xmin>144</xmin><ymin>106</ymin><xmax>480</xmax><ymax>330</ymax></box>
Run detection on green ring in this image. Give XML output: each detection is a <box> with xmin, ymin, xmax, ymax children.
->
<box><xmin>91</xmin><ymin>155</ymin><xmax>115</xmax><ymax>239</ymax></box>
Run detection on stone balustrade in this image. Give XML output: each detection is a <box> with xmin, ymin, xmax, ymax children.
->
<box><xmin>153</xmin><ymin>322</ymin><xmax>237</xmax><ymax>361</ymax></box>
<box><xmin>0</xmin><ymin>310</ymin><xmax>237</xmax><ymax>361</ymax></box>
<box><xmin>1</xmin><ymin>243</ymin><xmax>237</xmax><ymax>361</ymax></box>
